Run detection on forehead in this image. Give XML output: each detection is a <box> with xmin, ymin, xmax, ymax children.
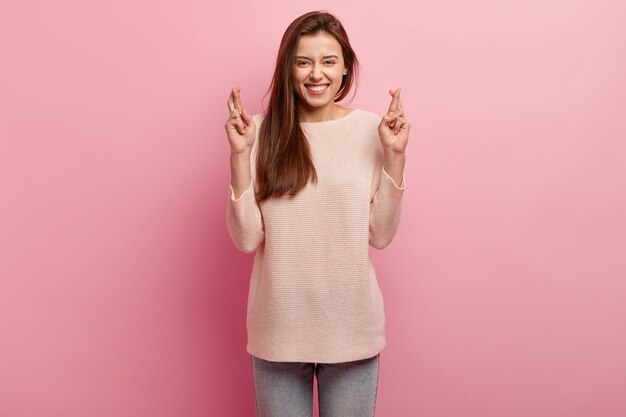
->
<box><xmin>295</xmin><ymin>32</ymin><xmax>343</xmax><ymax>57</ymax></box>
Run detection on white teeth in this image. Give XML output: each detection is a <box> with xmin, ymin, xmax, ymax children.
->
<box><xmin>307</xmin><ymin>84</ymin><xmax>328</xmax><ymax>92</ymax></box>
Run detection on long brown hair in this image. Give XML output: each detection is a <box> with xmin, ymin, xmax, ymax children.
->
<box><xmin>256</xmin><ymin>11</ymin><xmax>360</xmax><ymax>202</ymax></box>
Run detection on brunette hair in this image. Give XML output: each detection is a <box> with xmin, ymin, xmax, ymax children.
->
<box><xmin>255</xmin><ymin>11</ymin><xmax>360</xmax><ymax>202</ymax></box>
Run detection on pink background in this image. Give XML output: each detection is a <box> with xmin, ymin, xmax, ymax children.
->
<box><xmin>1</xmin><ymin>0</ymin><xmax>625</xmax><ymax>416</ymax></box>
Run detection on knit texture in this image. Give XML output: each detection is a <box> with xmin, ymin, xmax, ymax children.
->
<box><xmin>226</xmin><ymin>109</ymin><xmax>405</xmax><ymax>363</ymax></box>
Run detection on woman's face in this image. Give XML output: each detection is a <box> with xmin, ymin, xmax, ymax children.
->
<box><xmin>292</xmin><ymin>32</ymin><xmax>347</xmax><ymax>114</ymax></box>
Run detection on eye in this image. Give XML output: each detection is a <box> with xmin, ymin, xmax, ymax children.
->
<box><xmin>296</xmin><ymin>60</ymin><xmax>310</xmax><ymax>67</ymax></box>
<box><xmin>324</xmin><ymin>60</ymin><xmax>336</xmax><ymax>65</ymax></box>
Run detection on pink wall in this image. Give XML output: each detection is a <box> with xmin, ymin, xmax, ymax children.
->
<box><xmin>1</xmin><ymin>0</ymin><xmax>625</xmax><ymax>416</ymax></box>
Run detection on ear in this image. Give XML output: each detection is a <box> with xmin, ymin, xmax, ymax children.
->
<box><xmin>343</xmin><ymin>69</ymin><xmax>348</xmax><ymax>75</ymax></box>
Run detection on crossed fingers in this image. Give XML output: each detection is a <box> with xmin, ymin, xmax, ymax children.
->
<box><xmin>227</xmin><ymin>87</ymin><xmax>243</xmax><ymax>113</ymax></box>
<box><xmin>227</xmin><ymin>87</ymin><xmax>249</xmax><ymax>144</ymax></box>
<box><xmin>387</xmin><ymin>88</ymin><xmax>406</xmax><ymax>134</ymax></box>
<box><xmin>387</xmin><ymin>88</ymin><xmax>403</xmax><ymax>113</ymax></box>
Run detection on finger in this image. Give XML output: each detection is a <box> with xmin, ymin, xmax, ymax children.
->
<box><xmin>236</xmin><ymin>109</ymin><xmax>250</xmax><ymax>146</ymax></box>
<box><xmin>234</xmin><ymin>110</ymin><xmax>246</xmax><ymax>133</ymax></box>
<box><xmin>387</xmin><ymin>88</ymin><xmax>400</xmax><ymax>113</ymax></box>
<box><xmin>394</xmin><ymin>88</ymin><xmax>402</xmax><ymax>114</ymax></box>
<box><xmin>394</xmin><ymin>115</ymin><xmax>408</xmax><ymax>134</ymax></box>
<box><xmin>385</xmin><ymin>111</ymin><xmax>396</xmax><ymax>128</ymax></box>
<box><xmin>227</xmin><ymin>91</ymin><xmax>235</xmax><ymax>113</ymax></box>
<box><xmin>379</xmin><ymin>113</ymin><xmax>391</xmax><ymax>127</ymax></box>
<box><xmin>386</xmin><ymin>90</ymin><xmax>396</xmax><ymax>114</ymax></box>
<box><xmin>233</xmin><ymin>87</ymin><xmax>243</xmax><ymax>112</ymax></box>
<box><xmin>225</xmin><ymin>112</ymin><xmax>239</xmax><ymax>133</ymax></box>
<box><xmin>396</xmin><ymin>117</ymin><xmax>409</xmax><ymax>134</ymax></box>
<box><xmin>229</xmin><ymin>109</ymin><xmax>245</xmax><ymax>134</ymax></box>
<box><xmin>380</xmin><ymin>113</ymin><xmax>395</xmax><ymax>131</ymax></box>
<box><xmin>400</xmin><ymin>120</ymin><xmax>411</xmax><ymax>135</ymax></box>
<box><xmin>394</xmin><ymin>98</ymin><xmax>405</xmax><ymax>120</ymax></box>
<box><xmin>394</xmin><ymin>116</ymin><xmax>402</xmax><ymax>134</ymax></box>
<box><xmin>240</xmin><ymin>108</ymin><xmax>253</xmax><ymax>126</ymax></box>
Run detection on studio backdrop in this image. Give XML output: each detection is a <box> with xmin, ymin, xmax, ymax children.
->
<box><xmin>1</xmin><ymin>0</ymin><xmax>625</xmax><ymax>416</ymax></box>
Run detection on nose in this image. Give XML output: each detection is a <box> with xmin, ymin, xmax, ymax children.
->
<box><xmin>309</xmin><ymin>65</ymin><xmax>323</xmax><ymax>81</ymax></box>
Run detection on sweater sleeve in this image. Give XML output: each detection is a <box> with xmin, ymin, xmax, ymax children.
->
<box><xmin>226</xmin><ymin>113</ymin><xmax>265</xmax><ymax>254</ymax></box>
<box><xmin>369</xmin><ymin>167</ymin><xmax>406</xmax><ymax>249</ymax></box>
<box><xmin>226</xmin><ymin>181</ymin><xmax>265</xmax><ymax>253</ymax></box>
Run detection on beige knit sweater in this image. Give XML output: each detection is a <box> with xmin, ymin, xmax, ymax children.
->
<box><xmin>226</xmin><ymin>109</ymin><xmax>405</xmax><ymax>363</ymax></box>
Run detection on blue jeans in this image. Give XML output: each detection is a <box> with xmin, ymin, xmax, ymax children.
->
<box><xmin>250</xmin><ymin>353</ymin><xmax>380</xmax><ymax>417</ymax></box>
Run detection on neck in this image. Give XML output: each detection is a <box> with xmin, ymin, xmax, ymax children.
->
<box><xmin>298</xmin><ymin>103</ymin><xmax>343</xmax><ymax>123</ymax></box>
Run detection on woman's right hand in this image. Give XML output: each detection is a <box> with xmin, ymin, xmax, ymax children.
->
<box><xmin>225</xmin><ymin>87</ymin><xmax>256</xmax><ymax>155</ymax></box>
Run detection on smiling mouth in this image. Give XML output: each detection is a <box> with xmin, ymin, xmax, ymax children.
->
<box><xmin>305</xmin><ymin>84</ymin><xmax>330</xmax><ymax>94</ymax></box>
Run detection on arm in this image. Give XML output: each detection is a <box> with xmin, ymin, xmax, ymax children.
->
<box><xmin>225</xmin><ymin>88</ymin><xmax>265</xmax><ymax>253</ymax></box>
<box><xmin>370</xmin><ymin>88</ymin><xmax>410</xmax><ymax>249</ymax></box>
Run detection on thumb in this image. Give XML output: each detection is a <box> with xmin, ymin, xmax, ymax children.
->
<box><xmin>380</xmin><ymin>113</ymin><xmax>395</xmax><ymax>125</ymax></box>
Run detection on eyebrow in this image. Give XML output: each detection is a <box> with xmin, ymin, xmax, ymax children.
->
<box><xmin>294</xmin><ymin>55</ymin><xmax>339</xmax><ymax>60</ymax></box>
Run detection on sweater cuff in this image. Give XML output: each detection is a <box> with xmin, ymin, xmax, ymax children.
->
<box><xmin>382</xmin><ymin>167</ymin><xmax>406</xmax><ymax>190</ymax></box>
<box><xmin>230</xmin><ymin>181</ymin><xmax>254</xmax><ymax>202</ymax></box>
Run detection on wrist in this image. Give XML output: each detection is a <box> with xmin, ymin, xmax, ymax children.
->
<box><xmin>230</xmin><ymin>149</ymin><xmax>251</xmax><ymax>161</ymax></box>
<box><xmin>383</xmin><ymin>151</ymin><xmax>406</xmax><ymax>186</ymax></box>
<box><xmin>383</xmin><ymin>150</ymin><xmax>406</xmax><ymax>164</ymax></box>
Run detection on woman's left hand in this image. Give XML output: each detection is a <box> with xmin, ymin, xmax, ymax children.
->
<box><xmin>378</xmin><ymin>88</ymin><xmax>410</xmax><ymax>154</ymax></box>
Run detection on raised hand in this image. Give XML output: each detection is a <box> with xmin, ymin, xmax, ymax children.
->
<box><xmin>225</xmin><ymin>87</ymin><xmax>256</xmax><ymax>155</ymax></box>
<box><xmin>378</xmin><ymin>88</ymin><xmax>410</xmax><ymax>154</ymax></box>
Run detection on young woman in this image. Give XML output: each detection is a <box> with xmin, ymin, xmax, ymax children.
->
<box><xmin>225</xmin><ymin>10</ymin><xmax>409</xmax><ymax>417</ymax></box>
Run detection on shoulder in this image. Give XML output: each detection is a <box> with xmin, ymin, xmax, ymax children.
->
<box><xmin>342</xmin><ymin>109</ymin><xmax>381</xmax><ymax>135</ymax></box>
<box><xmin>353</xmin><ymin>108</ymin><xmax>381</xmax><ymax>120</ymax></box>
<box><xmin>349</xmin><ymin>108</ymin><xmax>381</xmax><ymax>126</ymax></box>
